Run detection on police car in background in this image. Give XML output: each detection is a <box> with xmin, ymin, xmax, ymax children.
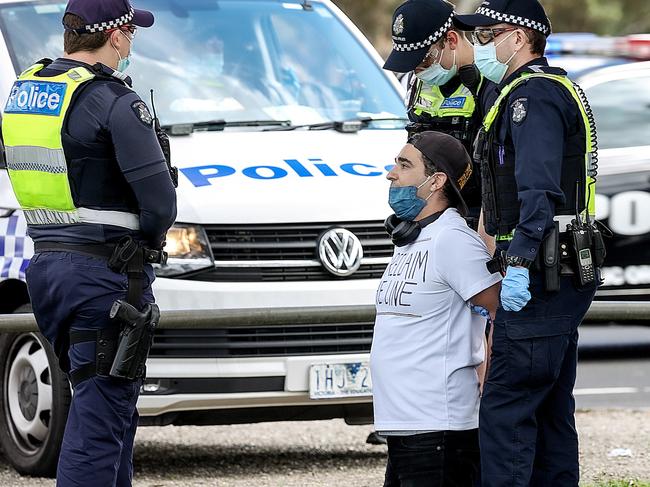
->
<box><xmin>547</xmin><ymin>34</ymin><xmax>650</xmax><ymax>300</ymax></box>
<box><xmin>0</xmin><ymin>0</ymin><xmax>407</xmax><ymax>476</ymax></box>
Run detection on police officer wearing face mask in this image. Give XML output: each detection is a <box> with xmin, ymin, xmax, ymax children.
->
<box><xmin>1</xmin><ymin>0</ymin><xmax>177</xmax><ymax>485</ymax></box>
<box><xmin>384</xmin><ymin>0</ymin><xmax>488</xmax><ymax>231</ymax></box>
<box><xmin>455</xmin><ymin>0</ymin><xmax>602</xmax><ymax>485</ymax></box>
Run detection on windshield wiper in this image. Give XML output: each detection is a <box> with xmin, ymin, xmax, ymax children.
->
<box><xmin>264</xmin><ymin>116</ymin><xmax>408</xmax><ymax>133</ymax></box>
<box><xmin>162</xmin><ymin>119</ymin><xmax>292</xmax><ymax>136</ymax></box>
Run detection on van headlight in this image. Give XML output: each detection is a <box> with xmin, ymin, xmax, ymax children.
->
<box><xmin>155</xmin><ymin>224</ymin><xmax>214</xmax><ymax>277</ymax></box>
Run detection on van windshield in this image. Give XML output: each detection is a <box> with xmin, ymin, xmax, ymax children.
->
<box><xmin>0</xmin><ymin>0</ymin><xmax>405</xmax><ymax>126</ymax></box>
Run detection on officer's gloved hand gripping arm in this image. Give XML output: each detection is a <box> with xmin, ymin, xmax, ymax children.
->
<box><xmin>503</xmin><ymin>82</ymin><xmax>570</xmax><ymax>312</ymax></box>
<box><xmin>110</xmin><ymin>92</ymin><xmax>177</xmax><ymax>248</ymax></box>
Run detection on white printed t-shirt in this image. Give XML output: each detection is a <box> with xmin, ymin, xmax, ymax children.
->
<box><xmin>370</xmin><ymin>208</ymin><xmax>501</xmax><ymax>432</ymax></box>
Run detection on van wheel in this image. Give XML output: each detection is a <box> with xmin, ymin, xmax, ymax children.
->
<box><xmin>0</xmin><ymin>306</ymin><xmax>71</xmax><ymax>477</ymax></box>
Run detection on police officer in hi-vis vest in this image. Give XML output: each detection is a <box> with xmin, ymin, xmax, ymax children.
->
<box><xmin>1</xmin><ymin>0</ymin><xmax>176</xmax><ymax>485</ymax></box>
<box><xmin>383</xmin><ymin>0</ymin><xmax>488</xmax><ymax>230</ymax></box>
<box><xmin>455</xmin><ymin>0</ymin><xmax>604</xmax><ymax>485</ymax></box>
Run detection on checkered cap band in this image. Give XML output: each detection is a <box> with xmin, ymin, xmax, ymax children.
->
<box><xmin>392</xmin><ymin>14</ymin><xmax>454</xmax><ymax>52</ymax></box>
<box><xmin>475</xmin><ymin>7</ymin><xmax>550</xmax><ymax>35</ymax></box>
<box><xmin>85</xmin><ymin>7</ymin><xmax>134</xmax><ymax>33</ymax></box>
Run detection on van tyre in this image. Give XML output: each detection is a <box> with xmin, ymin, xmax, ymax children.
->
<box><xmin>0</xmin><ymin>305</ymin><xmax>70</xmax><ymax>477</ymax></box>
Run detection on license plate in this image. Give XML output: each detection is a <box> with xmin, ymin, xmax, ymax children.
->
<box><xmin>309</xmin><ymin>362</ymin><xmax>372</xmax><ymax>399</ymax></box>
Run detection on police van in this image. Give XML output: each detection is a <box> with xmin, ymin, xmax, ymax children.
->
<box><xmin>0</xmin><ymin>0</ymin><xmax>408</xmax><ymax>476</ymax></box>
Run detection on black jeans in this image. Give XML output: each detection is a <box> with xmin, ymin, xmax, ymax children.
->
<box><xmin>384</xmin><ymin>429</ymin><xmax>480</xmax><ymax>487</ymax></box>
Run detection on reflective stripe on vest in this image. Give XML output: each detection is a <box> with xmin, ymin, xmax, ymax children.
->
<box><xmin>483</xmin><ymin>72</ymin><xmax>597</xmax><ymax>218</ymax></box>
<box><xmin>2</xmin><ymin>63</ymin><xmax>140</xmax><ymax>230</ymax></box>
<box><xmin>23</xmin><ymin>207</ymin><xmax>140</xmax><ymax>229</ymax></box>
<box><xmin>412</xmin><ymin>80</ymin><xmax>476</xmax><ymax>118</ymax></box>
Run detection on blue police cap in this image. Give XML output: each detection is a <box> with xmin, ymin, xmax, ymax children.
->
<box><xmin>64</xmin><ymin>0</ymin><xmax>154</xmax><ymax>34</ymax></box>
<box><xmin>383</xmin><ymin>0</ymin><xmax>455</xmax><ymax>73</ymax></box>
<box><xmin>454</xmin><ymin>0</ymin><xmax>551</xmax><ymax>37</ymax></box>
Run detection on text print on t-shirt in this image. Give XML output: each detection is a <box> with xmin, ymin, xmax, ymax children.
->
<box><xmin>376</xmin><ymin>249</ymin><xmax>428</xmax><ymax>313</ymax></box>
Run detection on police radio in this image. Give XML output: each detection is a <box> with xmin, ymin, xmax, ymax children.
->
<box><xmin>566</xmin><ymin>180</ymin><xmax>597</xmax><ymax>287</ymax></box>
<box><xmin>570</xmin><ymin>224</ymin><xmax>595</xmax><ymax>287</ymax></box>
<box><xmin>150</xmin><ymin>90</ymin><xmax>178</xmax><ymax>188</ymax></box>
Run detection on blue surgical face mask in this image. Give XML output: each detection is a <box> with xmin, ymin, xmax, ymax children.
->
<box><xmin>415</xmin><ymin>48</ymin><xmax>457</xmax><ymax>86</ymax></box>
<box><xmin>113</xmin><ymin>30</ymin><xmax>132</xmax><ymax>73</ymax></box>
<box><xmin>117</xmin><ymin>55</ymin><xmax>131</xmax><ymax>73</ymax></box>
<box><xmin>473</xmin><ymin>31</ymin><xmax>518</xmax><ymax>84</ymax></box>
<box><xmin>388</xmin><ymin>175</ymin><xmax>433</xmax><ymax>221</ymax></box>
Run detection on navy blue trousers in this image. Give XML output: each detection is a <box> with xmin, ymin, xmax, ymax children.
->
<box><xmin>26</xmin><ymin>251</ymin><xmax>154</xmax><ymax>487</ymax></box>
<box><xmin>479</xmin><ymin>272</ymin><xmax>596</xmax><ymax>487</ymax></box>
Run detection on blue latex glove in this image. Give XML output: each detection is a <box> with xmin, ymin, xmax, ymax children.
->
<box><xmin>501</xmin><ymin>266</ymin><xmax>531</xmax><ymax>312</ymax></box>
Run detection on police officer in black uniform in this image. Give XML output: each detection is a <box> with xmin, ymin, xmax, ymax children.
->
<box><xmin>2</xmin><ymin>0</ymin><xmax>177</xmax><ymax>485</ymax></box>
<box><xmin>383</xmin><ymin>0</ymin><xmax>489</xmax><ymax>230</ymax></box>
<box><xmin>455</xmin><ymin>1</ymin><xmax>602</xmax><ymax>485</ymax></box>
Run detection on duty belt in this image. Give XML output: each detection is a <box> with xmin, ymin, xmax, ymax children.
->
<box><xmin>34</xmin><ymin>238</ymin><xmax>166</xmax><ymax>307</ymax></box>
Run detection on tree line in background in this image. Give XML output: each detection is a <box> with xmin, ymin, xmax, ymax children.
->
<box><xmin>333</xmin><ymin>0</ymin><xmax>650</xmax><ymax>56</ymax></box>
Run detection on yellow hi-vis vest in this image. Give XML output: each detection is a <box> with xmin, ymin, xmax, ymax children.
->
<box><xmin>2</xmin><ymin>63</ymin><xmax>140</xmax><ymax>230</ymax></box>
<box><xmin>483</xmin><ymin>72</ymin><xmax>597</xmax><ymax>219</ymax></box>
<box><xmin>411</xmin><ymin>78</ymin><xmax>476</xmax><ymax>119</ymax></box>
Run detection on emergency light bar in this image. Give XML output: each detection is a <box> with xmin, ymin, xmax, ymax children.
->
<box><xmin>546</xmin><ymin>33</ymin><xmax>650</xmax><ymax>60</ymax></box>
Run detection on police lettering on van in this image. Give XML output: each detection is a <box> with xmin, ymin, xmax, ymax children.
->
<box><xmin>595</xmin><ymin>191</ymin><xmax>650</xmax><ymax>236</ymax></box>
<box><xmin>181</xmin><ymin>159</ymin><xmax>396</xmax><ymax>186</ymax></box>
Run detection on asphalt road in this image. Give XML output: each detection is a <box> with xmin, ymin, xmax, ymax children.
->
<box><xmin>576</xmin><ymin>325</ymin><xmax>650</xmax><ymax>408</ymax></box>
<box><xmin>1</xmin><ymin>325</ymin><xmax>649</xmax><ymax>486</ymax></box>
<box><xmin>576</xmin><ymin>358</ymin><xmax>650</xmax><ymax>408</ymax></box>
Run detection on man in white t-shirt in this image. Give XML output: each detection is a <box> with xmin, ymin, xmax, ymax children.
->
<box><xmin>371</xmin><ymin>131</ymin><xmax>501</xmax><ymax>487</ymax></box>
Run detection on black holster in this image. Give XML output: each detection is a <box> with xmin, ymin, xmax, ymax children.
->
<box><xmin>472</xmin><ymin>128</ymin><xmax>489</xmax><ymax>165</ymax></box>
<box><xmin>486</xmin><ymin>250</ymin><xmax>506</xmax><ymax>276</ymax></box>
<box><xmin>107</xmin><ymin>236</ymin><xmax>167</xmax><ymax>307</ymax></box>
<box><xmin>109</xmin><ymin>300</ymin><xmax>160</xmax><ymax>381</ymax></box>
<box><xmin>34</xmin><ymin>239</ymin><xmax>166</xmax><ymax>385</ymax></box>
<box><xmin>541</xmin><ymin>222</ymin><xmax>561</xmax><ymax>292</ymax></box>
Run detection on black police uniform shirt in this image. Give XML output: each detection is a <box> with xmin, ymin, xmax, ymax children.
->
<box><xmin>480</xmin><ymin>57</ymin><xmax>581</xmax><ymax>262</ymax></box>
<box><xmin>28</xmin><ymin>58</ymin><xmax>177</xmax><ymax>248</ymax></box>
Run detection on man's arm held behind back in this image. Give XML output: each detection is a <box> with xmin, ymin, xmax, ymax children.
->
<box><xmin>470</xmin><ymin>281</ymin><xmax>500</xmax><ymax>320</ymax></box>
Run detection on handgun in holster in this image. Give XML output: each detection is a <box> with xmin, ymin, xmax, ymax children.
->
<box><xmin>109</xmin><ymin>300</ymin><xmax>160</xmax><ymax>381</ymax></box>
